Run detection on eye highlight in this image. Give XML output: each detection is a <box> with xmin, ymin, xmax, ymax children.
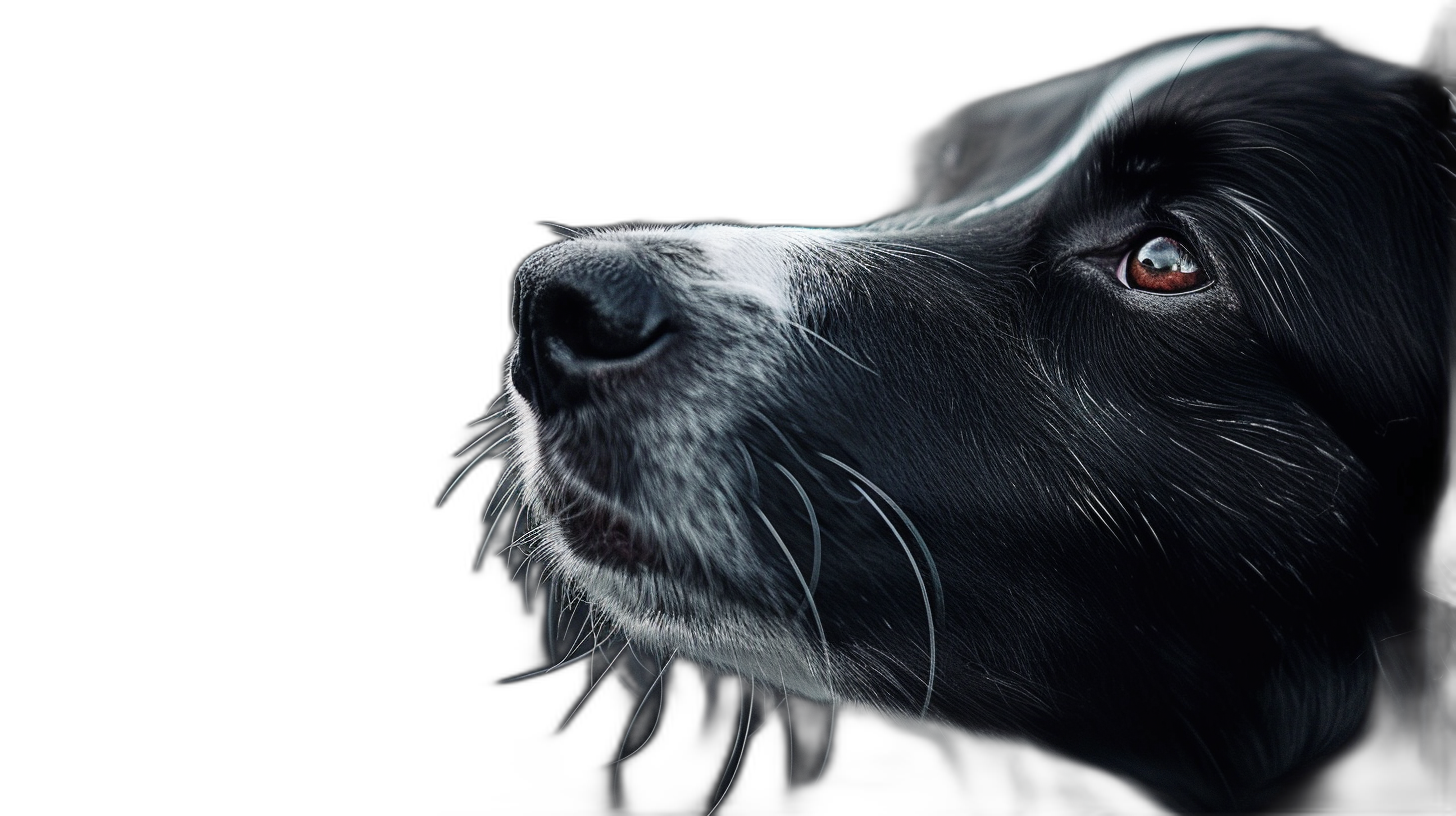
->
<box><xmin>1116</xmin><ymin>235</ymin><xmax>1209</xmax><ymax>294</ymax></box>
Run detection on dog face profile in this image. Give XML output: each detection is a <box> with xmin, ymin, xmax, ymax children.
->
<box><xmin>456</xmin><ymin>29</ymin><xmax>1454</xmax><ymax>812</ymax></box>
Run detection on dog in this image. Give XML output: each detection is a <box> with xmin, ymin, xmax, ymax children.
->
<box><xmin>449</xmin><ymin>28</ymin><xmax>1456</xmax><ymax>813</ymax></box>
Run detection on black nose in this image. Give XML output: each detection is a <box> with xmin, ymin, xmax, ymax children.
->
<box><xmin>512</xmin><ymin>242</ymin><xmax>676</xmax><ymax>415</ymax></box>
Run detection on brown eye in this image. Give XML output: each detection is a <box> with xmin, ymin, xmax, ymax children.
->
<box><xmin>1116</xmin><ymin>235</ymin><xmax>1209</xmax><ymax>294</ymax></box>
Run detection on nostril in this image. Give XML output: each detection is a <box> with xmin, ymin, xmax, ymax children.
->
<box><xmin>536</xmin><ymin>276</ymin><xmax>674</xmax><ymax>362</ymax></box>
<box><xmin>511</xmin><ymin>243</ymin><xmax>684</xmax><ymax>416</ymax></box>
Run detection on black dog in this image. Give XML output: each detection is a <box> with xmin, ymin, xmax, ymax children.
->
<box><xmin>450</xmin><ymin>29</ymin><xmax>1454</xmax><ymax>813</ymax></box>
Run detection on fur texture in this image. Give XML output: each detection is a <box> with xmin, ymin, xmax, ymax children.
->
<box><xmin>452</xmin><ymin>29</ymin><xmax>1456</xmax><ymax>813</ymax></box>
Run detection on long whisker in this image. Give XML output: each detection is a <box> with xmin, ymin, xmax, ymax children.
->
<box><xmin>819</xmin><ymin>454</ymin><xmax>944</xmax><ymax>618</ymax></box>
<box><xmin>850</xmin><ymin>481</ymin><xmax>937</xmax><ymax>717</ymax></box>
<box><xmin>556</xmin><ymin>600</ymin><xmax>602</xmax><ymax>664</ymax></box>
<box><xmin>745</xmin><ymin>690</ymin><xmax>792</xmax><ymax>743</ymax></box>
<box><xmin>706</xmin><ymin>678</ymin><xmax>761</xmax><ymax>816</ymax></box>
<box><xmin>613</xmin><ymin>653</ymin><xmax>675</xmax><ymax>763</ymax></box>
<box><xmin>751</xmin><ymin>503</ymin><xmax>833</xmax><ymax>694</ymax></box>
<box><xmin>735</xmin><ymin>440</ymin><xmax>759</xmax><ymax>499</ymax></box>
<box><xmin>746</xmin><ymin>409</ymin><xmax>858</xmax><ymax>503</ymax></box>
<box><xmin>453</xmin><ymin>421</ymin><xmax>512</xmax><ymax>457</ymax></box>
<box><xmin>488</xmin><ymin>476</ymin><xmax>526</xmax><ymax>528</ymax></box>
<box><xmin>559</xmin><ymin>640</ymin><xmax>629</xmax><ymax>731</ymax></box>
<box><xmin>771</xmin><ymin>462</ymin><xmax>821</xmax><ymax>594</ymax></box>
<box><xmin>748</xmin><ymin>499</ymin><xmax>837</xmax><ymax>783</ymax></box>
<box><xmin>467</xmin><ymin>393</ymin><xmax>510</xmax><ymax>425</ymax></box>
<box><xmin>473</xmin><ymin>486</ymin><xmax>522</xmax><ymax>571</ymax></box>
<box><xmin>784</xmin><ymin>319</ymin><xmax>879</xmax><ymax>376</ymax></box>
<box><xmin>786</xmin><ymin>681</ymin><xmax>797</xmax><ymax>792</ymax></box>
<box><xmin>437</xmin><ymin>434</ymin><xmax>515</xmax><ymax>506</ymax></box>
<box><xmin>497</xmin><ymin>642</ymin><xmax>599</xmax><ymax>683</ymax></box>
<box><xmin>481</xmin><ymin>463</ymin><xmax>523</xmax><ymax>522</ymax></box>
<box><xmin>539</xmin><ymin>220</ymin><xmax>587</xmax><ymax>238</ymax></box>
<box><xmin>509</xmin><ymin>510</ymin><xmax>538</xmax><ymax>579</ymax></box>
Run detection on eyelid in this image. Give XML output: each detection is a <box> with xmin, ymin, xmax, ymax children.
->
<box><xmin>1114</xmin><ymin>253</ymin><xmax>1132</xmax><ymax>288</ymax></box>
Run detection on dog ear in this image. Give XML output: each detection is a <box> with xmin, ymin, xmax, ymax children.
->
<box><xmin>1327</xmin><ymin>25</ymin><xmax>1456</xmax><ymax>775</ymax></box>
<box><xmin>1413</xmin><ymin>10</ymin><xmax>1456</xmax><ymax>770</ymax></box>
<box><xmin>1220</xmin><ymin>58</ymin><xmax>1454</xmax><ymax>528</ymax></box>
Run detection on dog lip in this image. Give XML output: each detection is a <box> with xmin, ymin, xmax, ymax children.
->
<box><xmin>554</xmin><ymin>501</ymin><xmax>662</xmax><ymax>569</ymax></box>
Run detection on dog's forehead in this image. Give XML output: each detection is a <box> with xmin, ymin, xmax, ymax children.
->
<box><xmin>904</xmin><ymin>29</ymin><xmax>1326</xmax><ymax>220</ymax></box>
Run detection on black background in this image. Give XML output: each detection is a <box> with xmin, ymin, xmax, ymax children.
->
<box><xmin>324</xmin><ymin>7</ymin><xmax>1450</xmax><ymax>816</ymax></box>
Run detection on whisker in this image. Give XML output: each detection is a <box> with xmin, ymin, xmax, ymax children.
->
<box><xmin>736</xmin><ymin>440</ymin><xmax>759</xmax><ymax>499</ymax></box>
<box><xmin>437</xmin><ymin>435</ymin><xmax>515</xmax><ymax>506</ymax></box>
<box><xmin>473</xmin><ymin>487</ymin><xmax>523</xmax><ymax>571</ymax></box>
<box><xmin>498</xmin><ymin>642</ymin><xmax>599</xmax><ymax>683</ymax></box>
<box><xmin>453</xmin><ymin>421</ymin><xmax>513</xmax><ymax>457</ymax></box>
<box><xmin>706</xmin><ymin>678</ymin><xmax>762</xmax><ymax>816</ymax></box>
<box><xmin>467</xmin><ymin>393</ymin><xmax>511</xmax><ymax>425</ymax></box>
<box><xmin>849</xmin><ymin>481</ymin><xmax>937</xmax><ymax>717</ymax></box>
<box><xmin>751</xmin><ymin>503</ymin><xmax>833</xmax><ymax>701</ymax></box>
<box><xmin>771</xmin><ymin>462</ymin><xmax>821</xmax><ymax>594</ymax></box>
<box><xmin>539</xmin><ymin>220</ymin><xmax>587</xmax><ymax>238</ymax></box>
<box><xmin>751</xmin><ymin>690</ymin><xmax>786</xmax><ymax>743</ymax></box>
<box><xmin>477</xmin><ymin>469</ymin><xmax>518</xmax><ymax>524</ymax></box>
<box><xmin>556</xmin><ymin>600</ymin><xmax>602</xmax><ymax>664</ymax></box>
<box><xmin>745</xmin><ymin>409</ymin><xmax>857</xmax><ymax>503</ymax></box>
<box><xmin>481</xmin><ymin>463</ymin><xmax>523</xmax><ymax>522</ymax></box>
<box><xmin>819</xmin><ymin>454</ymin><xmax>944</xmax><ymax>618</ymax></box>
<box><xmin>613</xmin><ymin>653</ymin><xmax>675</xmax><ymax>763</ymax></box>
<box><xmin>785</xmin><ymin>319</ymin><xmax>879</xmax><ymax>376</ymax></box>
<box><xmin>506</xmin><ymin>518</ymin><xmax>541</xmax><ymax>582</ymax></box>
<box><xmin>860</xmin><ymin>240</ymin><xmax>983</xmax><ymax>276</ymax></box>
<box><xmin>748</xmin><ymin>500</ymin><xmax>837</xmax><ymax>784</ymax></box>
<box><xmin>559</xmin><ymin>640</ymin><xmax>629</xmax><ymax>731</ymax></box>
<box><xmin>786</xmin><ymin>681</ymin><xmax>797</xmax><ymax>792</ymax></box>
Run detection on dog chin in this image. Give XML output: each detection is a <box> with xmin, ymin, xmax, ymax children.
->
<box><xmin>539</xmin><ymin>522</ymin><xmax>839</xmax><ymax>700</ymax></box>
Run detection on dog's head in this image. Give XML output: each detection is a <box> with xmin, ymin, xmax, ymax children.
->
<box><xmin>459</xmin><ymin>29</ymin><xmax>1454</xmax><ymax>812</ymax></box>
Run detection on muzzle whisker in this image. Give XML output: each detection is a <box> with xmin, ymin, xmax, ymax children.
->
<box><xmin>474</xmin><ymin>475</ymin><xmax>521</xmax><ymax>571</ymax></box>
<box><xmin>818</xmin><ymin>454</ymin><xmax>944</xmax><ymax>620</ymax></box>
<box><xmin>437</xmin><ymin>435</ymin><xmax>515</xmax><ymax>507</ymax></box>
<box><xmin>480</xmin><ymin>463</ymin><xmax>524</xmax><ymax>522</ymax></box>
<box><xmin>498</xmin><ymin>640</ymin><xmax>600</xmax><ymax>684</ymax></box>
<box><xmin>506</xmin><ymin>507</ymin><xmax>541</xmax><ymax>582</ymax></box>
<box><xmin>556</xmin><ymin>591</ymin><xmax>602</xmax><ymax>664</ymax></box>
<box><xmin>770</xmin><ymin>462</ymin><xmax>821</xmax><ymax>595</ymax></box>
<box><xmin>705</xmin><ymin>677</ymin><xmax>763</xmax><ymax>816</ymax></box>
<box><xmin>558</xmin><ymin>639</ymin><xmax>630</xmax><ymax>731</ymax></box>
<box><xmin>453</xmin><ymin>420</ymin><xmax>514</xmax><ymax>457</ymax></box>
<box><xmin>783</xmin><ymin>319</ymin><xmax>879</xmax><ymax>376</ymax></box>
<box><xmin>466</xmin><ymin>392</ymin><xmax>511</xmax><ymax>425</ymax></box>
<box><xmin>612</xmin><ymin>652</ymin><xmax>676</xmax><ymax>764</ymax></box>
<box><xmin>746</xmin><ymin>409</ymin><xmax>859</xmax><ymax>504</ymax></box>
<box><xmin>847</xmin><ymin>482</ymin><xmax>936</xmax><ymax>717</ymax></box>
<box><xmin>735</xmin><ymin>440</ymin><xmax>759</xmax><ymax>500</ymax></box>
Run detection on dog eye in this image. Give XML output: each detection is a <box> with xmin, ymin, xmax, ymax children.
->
<box><xmin>1116</xmin><ymin>235</ymin><xmax>1209</xmax><ymax>294</ymax></box>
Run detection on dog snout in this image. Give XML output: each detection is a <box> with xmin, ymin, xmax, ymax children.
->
<box><xmin>512</xmin><ymin>242</ymin><xmax>677</xmax><ymax>415</ymax></box>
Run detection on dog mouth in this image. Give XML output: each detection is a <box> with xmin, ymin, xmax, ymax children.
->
<box><xmin>528</xmin><ymin>441</ymin><xmax>666</xmax><ymax>570</ymax></box>
<box><xmin>551</xmin><ymin>498</ymin><xmax>663</xmax><ymax>569</ymax></box>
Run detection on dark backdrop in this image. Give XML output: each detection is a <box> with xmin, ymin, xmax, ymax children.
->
<box><xmin>337</xmin><ymin>7</ymin><xmax>1444</xmax><ymax>816</ymax></box>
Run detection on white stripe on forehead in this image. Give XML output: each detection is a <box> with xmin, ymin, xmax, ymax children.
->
<box><xmin>952</xmin><ymin>31</ymin><xmax>1313</xmax><ymax>223</ymax></box>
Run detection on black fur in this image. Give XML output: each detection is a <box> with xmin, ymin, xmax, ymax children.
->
<box><xmin>457</xmin><ymin>30</ymin><xmax>1456</xmax><ymax>813</ymax></box>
